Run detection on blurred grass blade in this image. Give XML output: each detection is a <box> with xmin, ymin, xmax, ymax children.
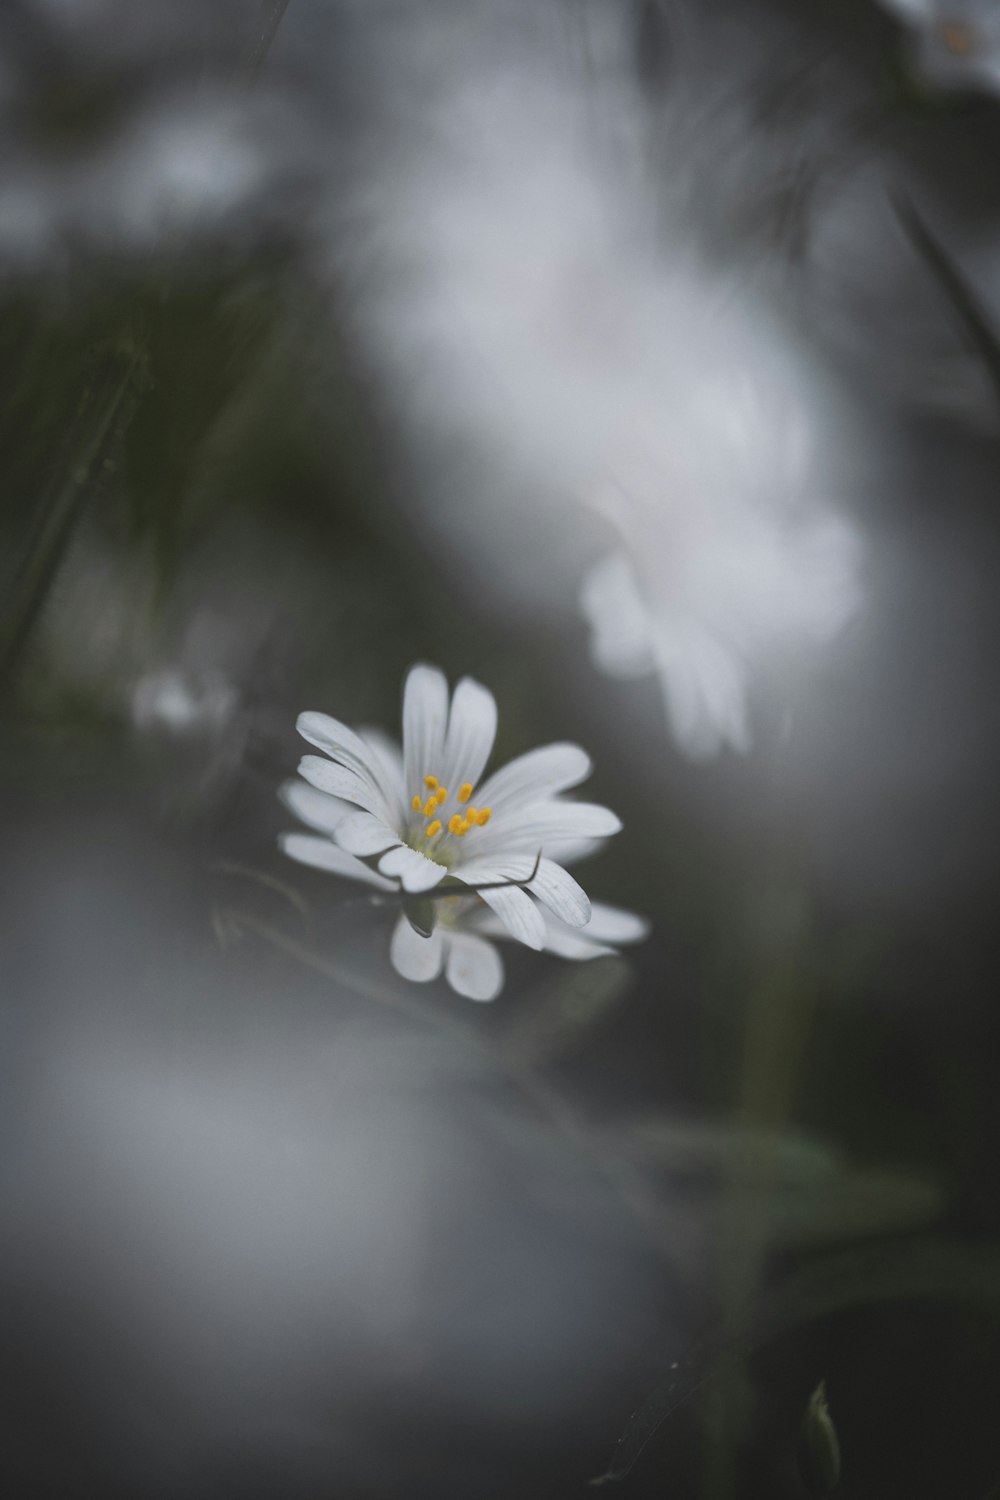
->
<box><xmin>241</xmin><ymin>0</ymin><xmax>293</xmax><ymax>83</ymax></box>
<box><xmin>895</xmin><ymin>194</ymin><xmax>1000</xmax><ymax>412</ymax></box>
<box><xmin>0</xmin><ymin>338</ymin><xmax>145</xmax><ymax>687</ymax></box>
<box><xmin>797</xmin><ymin>1380</ymin><xmax>841</xmax><ymax>1499</ymax></box>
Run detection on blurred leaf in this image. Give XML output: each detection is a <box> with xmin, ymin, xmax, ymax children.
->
<box><xmin>617</xmin><ymin>1120</ymin><xmax>940</xmax><ymax>1245</ymax></box>
<box><xmin>797</xmin><ymin>1380</ymin><xmax>841</xmax><ymax>1499</ymax></box>
<box><xmin>619</xmin><ymin>1118</ymin><xmax>841</xmax><ymax>1184</ymax></box>
<box><xmin>767</xmin><ymin>1166</ymin><xmax>942</xmax><ymax>1250</ymax></box>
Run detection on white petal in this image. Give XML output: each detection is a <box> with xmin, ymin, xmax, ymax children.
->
<box><xmin>479</xmin><ymin>799</ymin><xmax>622</xmax><ymax>850</ymax></box>
<box><xmin>279</xmin><ymin>833</ymin><xmax>399</xmax><ymax>891</ymax></box>
<box><xmin>297</xmin><ymin>710</ymin><xmax>372</xmax><ymax>766</ymax></box>
<box><xmin>527</xmin><ymin>858</ymin><xmax>591</xmax><ymax>927</ymax></box>
<box><xmin>475</xmin><ymin>743</ymin><xmax>592</xmax><ymax>811</ymax></box>
<box><xmin>390</xmin><ymin>916</ymin><xmax>444</xmax><ymax>982</ymax></box>
<box><xmin>402</xmin><ymin>664</ymin><xmax>449</xmax><ymax>794</ymax></box>
<box><xmin>445</xmin><ymin>931</ymin><xmax>505</xmax><ymax>1002</ymax></box>
<box><xmin>297</xmin><ymin>711</ymin><xmax>399</xmax><ymax>816</ymax></box>
<box><xmin>463</xmin><ymin>880</ymin><xmax>546</xmax><ymax>951</ymax></box>
<box><xmin>298</xmin><ymin>755</ymin><xmax>392</xmax><ymax>821</ymax></box>
<box><xmin>585</xmin><ymin>902</ymin><xmax>651</xmax><ymax>945</ymax></box>
<box><xmin>447</xmin><ymin>853</ymin><xmax>590</xmax><ymax>928</ymax></box>
<box><xmin>539</xmin><ymin>920</ymin><xmax>617</xmax><ymax>961</ymax></box>
<box><xmin>279</xmin><ymin>780</ymin><xmax>351</xmax><ymax>836</ymax></box>
<box><xmin>542</xmin><ymin>836</ymin><xmax>603</xmax><ymax>866</ymax></box>
<box><xmin>378</xmin><ymin>844</ymin><xmax>448</xmax><ymax>893</ymax></box>
<box><xmin>654</xmin><ymin>626</ymin><xmax>752</xmax><ymax>759</ymax></box>
<box><xmin>442</xmin><ymin>676</ymin><xmax>497</xmax><ymax>793</ymax></box>
<box><xmin>361</xmin><ymin>727</ymin><xmax>404</xmax><ymax>791</ymax></box>
<box><xmin>453</xmin><ymin>853</ymin><xmax>540</xmax><ymax>885</ymax></box>
<box><xmin>334</xmin><ymin>809</ymin><xmax>401</xmax><ymax>856</ymax></box>
<box><xmin>537</xmin><ymin>900</ymin><xmax>650</xmax><ymax>960</ymax></box>
<box><xmin>580</xmin><ymin>553</ymin><xmax>656</xmax><ymax>679</ymax></box>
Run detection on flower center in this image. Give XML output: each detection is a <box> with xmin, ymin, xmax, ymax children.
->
<box><xmin>408</xmin><ymin>772</ymin><xmax>492</xmax><ymax>856</ymax></box>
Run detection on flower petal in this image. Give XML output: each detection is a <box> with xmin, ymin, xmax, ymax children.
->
<box><xmin>478</xmin><ymin>799</ymin><xmax>622</xmax><ymax>851</ymax></box>
<box><xmin>279</xmin><ymin>833</ymin><xmax>399</xmax><ymax>890</ymax></box>
<box><xmin>585</xmin><ymin>901</ymin><xmax>651</xmax><ymax>945</ymax></box>
<box><xmin>445</xmin><ymin>931</ymin><xmax>505</xmax><ymax>1002</ymax></box>
<box><xmin>442</xmin><ymin>676</ymin><xmax>497</xmax><ymax>794</ymax></box>
<box><xmin>402</xmin><ymin>663</ymin><xmax>449</xmax><ymax>795</ymax></box>
<box><xmin>378</xmin><ymin>844</ymin><xmax>448</xmax><ymax>893</ymax></box>
<box><xmin>297</xmin><ymin>711</ymin><xmax>399</xmax><ymax>818</ymax></box>
<box><xmin>297</xmin><ymin>709</ymin><xmax>373</xmax><ymax>766</ymax></box>
<box><xmin>298</xmin><ymin>755</ymin><xmax>391</xmax><ymax>820</ymax></box>
<box><xmin>580</xmin><ymin>552</ymin><xmax>656</xmax><ymax>679</ymax></box>
<box><xmin>654</xmin><ymin>625</ymin><xmax>752</xmax><ymax>759</ymax></box>
<box><xmin>538</xmin><ymin>919</ymin><xmax>617</xmax><ymax>961</ymax></box>
<box><xmin>453</xmin><ymin>853</ymin><xmax>540</xmax><ymax>885</ymax></box>
<box><xmin>450</xmin><ymin>853</ymin><xmax>589</xmax><ymax>927</ymax></box>
<box><xmin>459</xmin><ymin>879</ymin><xmax>546</xmax><ymax>951</ymax></box>
<box><xmin>475</xmin><ymin>743</ymin><xmax>592</xmax><ymax>811</ymax></box>
<box><xmin>390</xmin><ymin>915</ymin><xmax>445</xmax><ymax>982</ymax></box>
<box><xmin>279</xmin><ymin>779</ymin><xmax>352</xmax><ymax>836</ymax></box>
<box><xmin>527</xmin><ymin>858</ymin><xmax>591</xmax><ymax>927</ymax></box>
<box><xmin>361</xmin><ymin>727</ymin><xmax>405</xmax><ymax>795</ymax></box>
<box><xmin>334</xmin><ymin>809</ymin><xmax>401</xmax><ymax>856</ymax></box>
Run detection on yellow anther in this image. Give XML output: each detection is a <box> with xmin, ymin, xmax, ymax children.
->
<box><xmin>435</xmin><ymin>787</ymin><xmax>448</xmax><ymax>805</ymax></box>
<box><xmin>448</xmin><ymin>814</ymin><xmax>465</xmax><ymax>835</ymax></box>
<box><xmin>426</xmin><ymin>819</ymin><xmax>442</xmax><ymax>838</ymax></box>
<box><xmin>423</xmin><ymin>775</ymin><xmax>439</xmax><ymax>789</ymax></box>
<box><xmin>466</xmin><ymin>805</ymin><xmax>477</xmax><ymax>821</ymax></box>
<box><xmin>458</xmin><ymin>782</ymin><xmax>473</xmax><ymax>804</ymax></box>
<box><xmin>423</xmin><ymin>797</ymin><xmax>438</xmax><ymax>817</ymax></box>
<box><xmin>411</xmin><ymin>794</ymin><xmax>422</xmax><ymax>811</ymax></box>
<box><xmin>476</xmin><ymin>807</ymin><xmax>492</xmax><ymax>826</ymax></box>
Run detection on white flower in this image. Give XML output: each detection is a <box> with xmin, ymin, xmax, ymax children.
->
<box><xmin>279</xmin><ymin>664</ymin><xmax>637</xmax><ymax>992</ymax></box>
<box><xmin>879</xmin><ymin>1</ymin><xmax>1000</xmax><ymax>95</ymax></box>
<box><xmin>579</xmin><ymin>381</ymin><xmax>863</xmax><ymax>760</ymax></box>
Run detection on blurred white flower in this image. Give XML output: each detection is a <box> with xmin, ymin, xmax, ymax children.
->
<box><xmin>880</xmin><ymin>0</ymin><xmax>1000</xmax><ymax>94</ymax></box>
<box><xmin>580</xmin><ymin>379</ymin><xmax>863</xmax><ymax>759</ymax></box>
<box><xmin>131</xmin><ymin>667</ymin><xmax>238</xmax><ymax>736</ymax></box>
<box><xmin>279</xmin><ymin>662</ymin><xmax>638</xmax><ymax>991</ymax></box>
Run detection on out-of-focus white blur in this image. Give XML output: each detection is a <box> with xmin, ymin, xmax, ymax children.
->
<box><xmin>315</xmin><ymin>0</ymin><xmax>866</xmax><ymax>758</ymax></box>
<box><xmin>2</xmin><ymin>801</ymin><xmax>672</xmax><ymax>1492</ymax></box>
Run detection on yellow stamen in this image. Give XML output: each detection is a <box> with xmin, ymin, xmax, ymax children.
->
<box><xmin>466</xmin><ymin>805</ymin><xmax>477</xmax><ymax>821</ymax></box>
<box><xmin>423</xmin><ymin>775</ymin><xmax>438</xmax><ymax>789</ymax></box>
<box><xmin>458</xmin><ymin>782</ymin><xmax>473</xmax><ymax>804</ymax></box>
<box><xmin>426</xmin><ymin>819</ymin><xmax>442</xmax><ymax>838</ymax></box>
<box><xmin>448</xmin><ymin>814</ymin><xmax>465</xmax><ymax>835</ymax></box>
<box><xmin>411</xmin><ymin>794</ymin><xmax>422</xmax><ymax>811</ymax></box>
<box><xmin>423</xmin><ymin>797</ymin><xmax>438</xmax><ymax>817</ymax></box>
<box><xmin>435</xmin><ymin>787</ymin><xmax>448</xmax><ymax>805</ymax></box>
<box><xmin>476</xmin><ymin>807</ymin><xmax>492</xmax><ymax>826</ymax></box>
